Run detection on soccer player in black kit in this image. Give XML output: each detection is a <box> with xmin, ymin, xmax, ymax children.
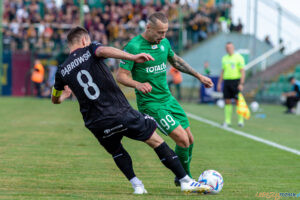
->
<box><xmin>51</xmin><ymin>26</ymin><xmax>210</xmax><ymax>194</ymax></box>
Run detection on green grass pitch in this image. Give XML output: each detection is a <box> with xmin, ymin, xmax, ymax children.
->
<box><xmin>0</xmin><ymin>97</ymin><xmax>299</xmax><ymax>199</ymax></box>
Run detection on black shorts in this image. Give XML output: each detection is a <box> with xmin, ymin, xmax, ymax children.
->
<box><xmin>223</xmin><ymin>79</ymin><xmax>240</xmax><ymax>99</ymax></box>
<box><xmin>88</xmin><ymin>109</ymin><xmax>157</xmax><ymax>154</ymax></box>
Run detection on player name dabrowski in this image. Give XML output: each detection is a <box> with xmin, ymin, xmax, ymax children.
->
<box><xmin>61</xmin><ymin>50</ymin><xmax>91</xmax><ymax>77</ymax></box>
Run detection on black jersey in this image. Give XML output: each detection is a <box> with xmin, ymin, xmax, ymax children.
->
<box><xmin>54</xmin><ymin>42</ymin><xmax>131</xmax><ymax>128</ymax></box>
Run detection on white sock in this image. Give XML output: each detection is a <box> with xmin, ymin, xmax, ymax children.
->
<box><xmin>130</xmin><ymin>177</ymin><xmax>143</xmax><ymax>187</ymax></box>
<box><xmin>179</xmin><ymin>175</ymin><xmax>193</xmax><ymax>183</ymax></box>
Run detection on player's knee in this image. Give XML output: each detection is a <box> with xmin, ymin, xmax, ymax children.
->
<box><xmin>225</xmin><ymin>99</ymin><xmax>231</xmax><ymax>104</ymax></box>
<box><xmin>189</xmin><ymin>136</ymin><xmax>194</xmax><ymax>144</ymax></box>
<box><xmin>185</xmin><ymin>128</ymin><xmax>194</xmax><ymax>144</ymax></box>
<box><xmin>176</xmin><ymin>135</ymin><xmax>189</xmax><ymax>148</ymax></box>
<box><xmin>111</xmin><ymin>145</ymin><xmax>129</xmax><ymax>159</ymax></box>
<box><xmin>145</xmin><ymin>131</ymin><xmax>164</xmax><ymax>148</ymax></box>
<box><xmin>101</xmin><ymin>142</ymin><xmax>122</xmax><ymax>156</ymax></box>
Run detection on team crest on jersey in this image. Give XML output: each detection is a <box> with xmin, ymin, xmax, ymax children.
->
<box><xmin>151</xmin><ymin>45</ymin><xmax>158</xmax><ymax>49</ymax></box>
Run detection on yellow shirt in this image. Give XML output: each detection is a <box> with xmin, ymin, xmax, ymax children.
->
<box><xmin>222</xmin><ymin>53</ymin><xmax>245</xmax><ymax>80</ymax></box>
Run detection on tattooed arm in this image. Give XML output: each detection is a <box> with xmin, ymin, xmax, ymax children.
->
<box><xmin>168</xmin><ymin>54</ymin><xmax>214</xmax><ymax>88</ymax></box>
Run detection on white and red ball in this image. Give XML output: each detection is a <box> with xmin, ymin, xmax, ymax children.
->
<box><xmin>198</xmin><ymin>170</ymin><xmax>224</xmax><ymax>194</ymax></box>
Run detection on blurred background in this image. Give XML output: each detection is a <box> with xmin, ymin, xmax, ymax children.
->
<box><xmin>1</xmin><ymin>2</ymin><xmax>300</xmax><ymax>198</ymax></box>
<box><xmin>1</xmin><ymin>0</ymin><xmax>300</xmax><ymax>104</ymax></box>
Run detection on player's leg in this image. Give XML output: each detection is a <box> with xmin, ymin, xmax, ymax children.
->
<box><xmin>185</xmin><ymin>127</ymin><xmax>194</xmax><ymax>172</ymax></box>
<box><xmin>139</xmin><ymin>105</ymin><xmax>192</xmax><ymax>179</ymax></box>
<box><xmin>223</xmin><ymin>80</ymin><xmax>233</xmax><ymax>126</ymax></box>
<box><xmin>124</xmin><ymin>109</ymin><xmax>211</xmax><ymax>194</ymax></box>
<box><xmin>144</xmin><ymin>131</ymin><xmax>187</xmax><ymax>180</ymax></box>
<box><xmin>169</xmin><ymin>126</ymin><xmax>191</xmax><ymax>177</ymax></box>
<box><xmin>144</xmin><ymin>131</ymin><xmax>211</xmax><ymax>193</ymax></box>
<box><xmin>286</xmin><ymin>96</ymin><xmax>298</xmax><ymax>113</ymax></box>
<box><xmin>224</xmin><ymin>98</ymin><xmax>232</xmax><ymax>126</ymax></box>
<box><xmin>89</xmin><ymin>127</ymin><xmax>146</xmax><ymax>194</ymax></box>
<box><xmin>167</xmin><ymin>98</ymin><xmax>194</xmax><ymax>178</ymax></box>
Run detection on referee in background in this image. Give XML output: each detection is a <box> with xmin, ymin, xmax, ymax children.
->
<box><xmin>217</xmin><ymin>42</ymin><xmax>245</xmax><ymax>127</ymax></box>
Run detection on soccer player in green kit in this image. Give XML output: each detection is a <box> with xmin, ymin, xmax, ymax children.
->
<box><xmin>117</xmin><ymin>12</ymin><xmax>213</xmax><ymax>186</ymax></box>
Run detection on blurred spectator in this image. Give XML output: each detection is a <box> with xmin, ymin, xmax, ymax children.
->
<box><xmin>3</xmin><ymin>0</ymin><xmax>231</xmax><ymax>55</ymax></box>
<box><xmin>230</xmin><ymin>18</ymin><xmax>243</xmax><ymax>33</ymax></box>
<box><xmin>42</xmin><ymin>60</ymin><xmax>58</xmax><ymax>98</ymax></box>
<box><xmin>218</xmin><ymin>16</ymin><xmax>230</xmax><ymax>33</ymax></box>
<box><xmin>235</xmin><ymin>18</ymin><xmax>243</xmax><ymax>33</ymax></box>
<box><xmin>204</xmin><ymin>61</ymin><xmax>211</xmax><ymax>76</ymax></box>
<box><xmin>264</xmin><ymin>35</ymin><xmax>273</xmax><ymax>47</ymax></box>
<box><xmin>282</xmin><ymin>76</ymin><xmax>300</xmax><ymax>114</ymax></box>
<box><xmin>31</xmin><ymin>59</ymin><xmax>45</xmax><ymax>98</ymax></box>
<box><xmin>168</xmin><ymin>67</ymin><xmax>183</xmax><ymax>100</ymax></box>
<box><xmin>279</xmin><ymin>38</ymin><xmax>285</xmax><ymax>54</ymax></box>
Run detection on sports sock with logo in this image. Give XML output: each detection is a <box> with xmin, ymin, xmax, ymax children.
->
<box><xmin>112</xmin><ymin>145</ymin><xmax>136</xmax><ymax>180</ymax></box>
<box><xmin>175</xmin><ymin>144</ymin><xmax>191</xmax><ymax>177</ymax></box>
<box><xmin>154</xmin><ymin>142</ymin><xmax>187</xmax><ymax>179</ymax></box>
<box><xmin>188</xmin><ymin>143</ymin><xmax>194</xmax><ymax>177</ymax></box>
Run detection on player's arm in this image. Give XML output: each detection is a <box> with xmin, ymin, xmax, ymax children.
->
<box><xmin>51</xmin><ymin>72</ymin><xmax>71</xmax><ymax>104</ymax></box>
<box><xmin>217</xmin><ymin>70</ymin><xmax>224</xmax><ymax>92</ymax></box>
<box><xmin>168</xmin><ymin>53</ymin><xmax>213</xmax><ymax>88</ymax></box>
<box><xmin>116</xmin><ymin>68</ymin><xmax>152</xmax><ymax>94</ymax></box>
<box><xmin>238</xmin><ymin>68</ymin><xmax>245</xmax><ymax>91</ymax></box>
<box><xmin>283</xmin><ymin>91</ymin><xmax>297</xmax><ymax>97</ymax></box>
<box><xmin>51</xmin><ymin>86</ymin><xmax>72</xmax><ymax>104</ymax></box>
<box><xmin>283</xmin><ymin>84</ymin><xmax>298</xmax><ymax>97</ymax></box>
<box><xmin>238</xmin><ymin>55</ymin><xmax>246</xmax><ymax>91</ymax></box>
<box><xmin>95</xmin><ymin>46</ymin><xmax>154</xmax><ymax>63</ymax></box>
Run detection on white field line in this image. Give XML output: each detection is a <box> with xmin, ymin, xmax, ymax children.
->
<box><xmin>186</xmin><ymin>112</ymin><xmax>300</xmax><ymax>156</ymax></box>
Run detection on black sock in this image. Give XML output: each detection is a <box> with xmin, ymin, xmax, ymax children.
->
<box><xmin>112</xmin><ymin>145</ymin><xmax>136</xmax><ymax>180</ymax></box>
<box><xmin>154</xmin><ymin>142</ymin><xmax>187</xmax><ymax>180</ymax></box>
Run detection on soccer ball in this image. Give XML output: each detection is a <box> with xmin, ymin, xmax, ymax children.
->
<box><xmin>216</xmin><ymin>99</ymin><xmax>225</xmax><ymax>108</ymax></box>
<box><xmin>198</xmin><ymin>170</ymin><xmax>224</xmax><ymax>194</ymax></box>
<box><xmin>250</xmin><ymin>101</ymin><xmax>259</xmax><ymax>112</ymax></box>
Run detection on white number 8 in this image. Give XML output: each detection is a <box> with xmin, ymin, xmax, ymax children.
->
<box><xmin>160</xmin><ymin>114</ymin><xmax>176</xmax><ymax>130</ymax></box>
<box><xmin>77</xmin><ymin>70</ymin><xmax>100</xmax><ymax>100</ymax></box>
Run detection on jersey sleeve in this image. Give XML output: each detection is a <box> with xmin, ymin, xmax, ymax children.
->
<box><xmin>119</xmin><ymin>43</ymin><xmax>135</xmax><ymax>71</ymax></box>
<box><xmin>221</xmin><ymin>56</ymin><xmax>226</xmax><ymax>70</ymax></box>
<box><xmin>53</xmin><ymin>70</ymin><xmax>65</xmax><ymax>91</ymax></box>
<box><xmin>237</xmin><ymin>54</ymin><xmax>245</xmax><ymax>69</ymax></box>
<box><xmin>90</xmin><ymin>42</ymin><xmax>103</xmax><ymax>56</ymax></box>
<box><xmin>294</xmin><ymin>84</ymin><xmax>300</xmax><ymax>96</ymax></box>
<box><xmin>166</xmin><ymin>39</ymin><xmax>175</xmax><ymax>58</ymax></box>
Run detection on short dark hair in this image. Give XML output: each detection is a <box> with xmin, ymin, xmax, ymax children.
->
<box><xmin>288</xmin><ymin>76</ymin><xmax>295</xmax><ymax>82</ymax></box>
<box><xmin>148</xmin><ymin>12</ymin><xmax>168</xmax><ymax>25</ymax></box>
<box><xmin>67</xmin><ymin>26</ymin><xmax>89</xmax><ymax>45</ymax></box>
<box><xmin>226</xmin><ymin>41</ymin><xmax>233</xmax><ymax>45</ymax></box>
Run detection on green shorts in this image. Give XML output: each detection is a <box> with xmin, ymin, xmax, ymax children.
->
<box><xmin>138</xmin><ymin>97</ymin><xmax>190</xmax><ymax>135</ymax></box>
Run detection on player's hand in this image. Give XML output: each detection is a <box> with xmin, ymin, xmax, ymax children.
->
<box><xmin>135</xmin><ymin>82</ymin><xmax>152</xmax><ymax>94</ymax></box>
<box><xmin>62</xmin><ymin>85</ymin><xmax>72</xmax><ymax>99</ymax></box>
<box><xmin>198</xmin><ymin>75</ymin><xmax>214</xmax><ymax>88</ymax></box>
<box><xmin>238</xmin><ymin>83</ymin><xmax>244</xmax><ymax>92</ymax></box>
<box><xmin>133</xmin><ymin>53</ymin><xmax>155</xmax><ymax>63</ymax></box>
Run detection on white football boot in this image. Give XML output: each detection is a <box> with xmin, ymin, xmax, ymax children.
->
<box><xmin>133</xmin><ymin>184</ymin><xmax>148</xmax><ymax>194</ymax></box>
<box><xmin>180</xmin><ymin>178</ymin><xmax>211</xmax><ymax>194</ymax></box>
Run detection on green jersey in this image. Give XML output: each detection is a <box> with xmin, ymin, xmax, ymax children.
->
<box><xmin>222</xmin><ymin>53</ymin><xmax>245</xmax><ymax>80</ymax></box>
<box><xmin>120</xmin><ymin>35</ymin><xmax>175</xmax><ymax>108</ymax></box>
